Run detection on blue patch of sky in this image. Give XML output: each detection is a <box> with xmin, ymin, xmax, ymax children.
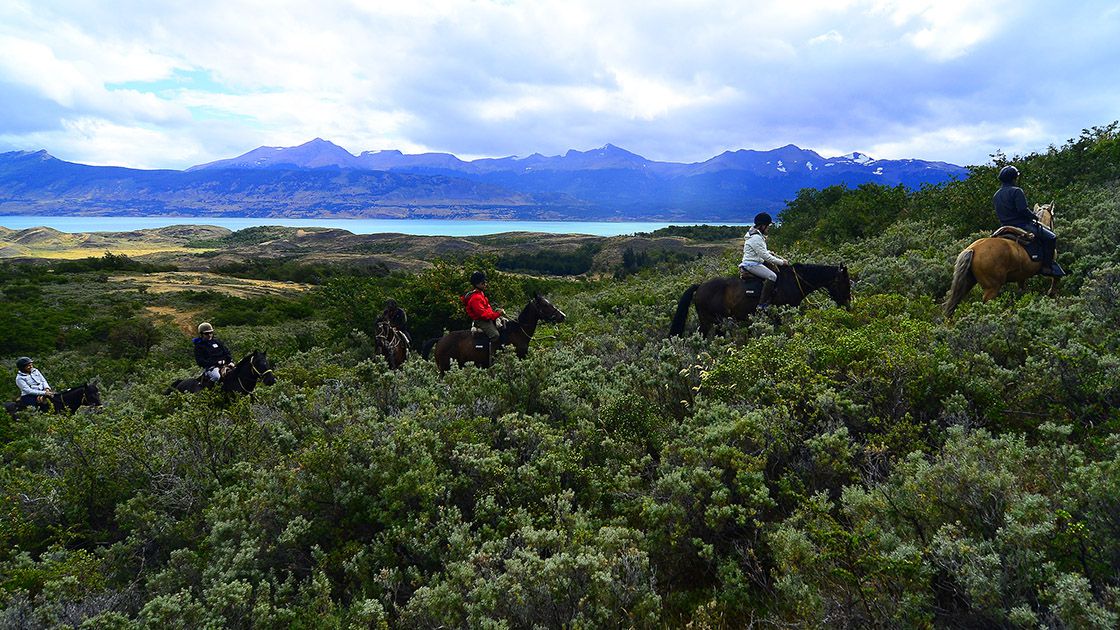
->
<box><xmin>187</xmin><ymin>106</ymin><xmax>263</xmax><ymax>127</ymax></box>
<box><xmin>108</xmin><ymin>68</ymin><xmax>228</xmax><ymax>95</ymax></box>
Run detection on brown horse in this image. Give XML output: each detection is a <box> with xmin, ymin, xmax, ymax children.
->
<box><xmin>943</xmin><ymin>203</ymin><xmax>1058</xmax><ymax>317</ymax></box>
<box><xmin>424</xmin><ymin>294</ymin><xmax>566</xmax><ymax>373</ymax></box>
<box><xmin>669</xmin><ymin>263</ymin><xmax>852</xmax><ymax>337</ymax></box>
<box><xmin>374</xmin><ymin>321</ymin><xmax>409</xmax><ymax>369</ymax></box>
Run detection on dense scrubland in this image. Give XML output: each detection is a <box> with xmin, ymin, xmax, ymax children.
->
<box><xmin>1</xmin><ymin>124</ymin><xmax>1119</xmax><ymax>628</ymax></box>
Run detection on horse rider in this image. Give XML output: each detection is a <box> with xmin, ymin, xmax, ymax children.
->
<box><xmin>15</xmin><ymin>356</ymin><xmax>52</xmax><ymax>411</ymax></box>
<box><xmin>994</xmin><ymin>165</ymin><xmax>1064</xmax><ymax>277</ymax></box>
<box><xmin>194</xmin><ymin>322</ymin><xmax>233</xmax><ymax>384</ymax></box>
<box><xmin>462</xmin><ymin>271</ymin><xmax>505</xmax><ymax>354</ymax></box>
<box><xmin>377</xmin><ymin>298</ymin><xmax>410</xmax><ymax>344</ymax></box>
<box><xmin>738</xmin><ymin>212</ymin><xmax>790</xmax><ymax>309</ymax></box>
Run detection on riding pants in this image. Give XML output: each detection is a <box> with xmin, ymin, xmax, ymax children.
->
<box><xmin>204</xmin><ymin>367</ymin><xmax>221</xmax><ymax>381</ymax></box>
<box><xmin>474</xmin><ymin>319</ymin><xmax>501</xmax><ymax>340</ymax></box>
<box><xmin>739</xmin><ymin>264</ymin><xmax>777</xmax><ymax>282</ymax></box>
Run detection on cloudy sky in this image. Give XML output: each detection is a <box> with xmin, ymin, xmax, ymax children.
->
<box><xmin>2</xmin><ymin>0</ymin><xmax>1118</xmax><ymax>170</ymax></box>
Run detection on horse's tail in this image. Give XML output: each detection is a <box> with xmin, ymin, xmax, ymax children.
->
<box><xmin>943</xmin><ymin>249</ymin><xmax>977</xmax><ymax>317</ymax></box>
<box><xmin>669</xmin><ymin>284</ymin><xmax>700</xmax><ymax>337</ymax></box>
<box><xmin>421</xmin><ymin>337</ymin><xmax>440</xmax><ymax>360</ymax></box>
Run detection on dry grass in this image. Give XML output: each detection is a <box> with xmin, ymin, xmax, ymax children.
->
<box><xmin>108</xmin><ymin>272</ymin><xmax>312</xmax><ymax>299</ymax></box>
<box><xmin>15</xmin><ymin>246</ymin><xmax>210</xmax><ymax>259</ymax></box>
<box><xmin>145</xmin><ymin>305</ymin><xmax>203</xmax><ymax>334</ymax></box>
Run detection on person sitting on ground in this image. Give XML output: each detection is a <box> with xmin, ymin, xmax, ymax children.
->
<box><xmin>738</xmin><ymin>212</ymin><xmax>789</xmax><ymax>309</ymax></box>
<box><xmin>993</xmin><ymin>165</ymin><xmax>1064</xmax><ymax>276</ymax></box>
<box><xmin>462</xmin><ymin>271</ymin><xmax>505</xmax><ymax>350</ymax></box>
<box><xmin>15</xmin><ymin>356</ymin><xmax>52</xmax><ymax>411</ymax></box>
<box><xmin>193</xmin><ymin>322</ymin><xmax>233</xmax><ymax>383</ymax></box>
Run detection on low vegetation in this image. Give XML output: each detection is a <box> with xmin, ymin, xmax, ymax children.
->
<box><xmin>1</xmin><ymin>124</ymin><xmax>1119</xmax><ymax>627</ymax></box>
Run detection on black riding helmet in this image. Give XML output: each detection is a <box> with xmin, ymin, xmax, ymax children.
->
<box><xmin>754</xmin><ymin>212</ymin><xmax>773</xmax><ymax>227</ymax></box>
<box><xmin>16</xmin><ymin>356</ymin><xmax>32</xmax><ymax>370</ymax></box>
<box><xmin>470</xmin><ymin>271</ymin><xmax>487</xmax><ymax>286</ymax></box>
<box><xmin>998</xmin><ymin>165</ymin><xmax>1020</xmax><ymax>184</ymax></box>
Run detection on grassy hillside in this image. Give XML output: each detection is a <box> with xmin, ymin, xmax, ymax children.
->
<box><xmin>1</xmin><ymin>124</ymin><xmax>1118</xmax><ymax>627</ymax></box>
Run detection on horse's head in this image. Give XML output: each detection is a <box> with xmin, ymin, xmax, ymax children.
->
<box><xmin>1033</xmin><ymin>202</ymin><xmax>1056</xmax><ymax>229</ymax></box>
<box><xmin>532</xmin><ymin>293</ymin><xmax>566</xmax><ymax>323</ymax></box>
<box><xmin>84</xmin><ymin>382</ymin><xmax>103</xmax><ymax>407</ymax></box>
<box><xmin>252</xmin><ymin>351</ymin><xmax>276</xmax><ymax>385</ymax></box>
<box><xmin>827</xmin><ymin>265</ymin><xmax>853</xmax><ymax>309</ymax></box>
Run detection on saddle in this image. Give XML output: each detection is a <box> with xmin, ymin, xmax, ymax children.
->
<box><xmin>991</xmin><ymin>225</ymin><xmax>1035</xmax><ymax>245</ymax></box>
<box><xmin>738</xmin><ymin>264</ymin><xmax>778</xmax><ymax>296</ymax></box>
<box><xmin>991</xmin><ymin>226</ymin><xmax>1043</xmax><ymax>261</ymax></box>
<box><xmin>738</xmin><ymin>276</ymin><xmax>764</xmax><ymax>296</ymax></box>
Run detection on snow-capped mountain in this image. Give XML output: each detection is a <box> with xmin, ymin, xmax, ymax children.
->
<box><xmin>0</xmin><ymin>140</ymin><xmax>968</xmax><ymax>221</ymax></box>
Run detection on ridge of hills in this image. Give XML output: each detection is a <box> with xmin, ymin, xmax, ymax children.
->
<box><xmin>0</xmin><ymin>223</ymin><xmax>733</xmax><ymax>276</ymax></box>
<box><xmin>0</xmin><ymin>140</ymin><xmax>968</xmax><ymax>221</ymax></box>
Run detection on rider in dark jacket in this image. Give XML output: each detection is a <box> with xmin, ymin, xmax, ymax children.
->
<box><xmin>193</xmin><ymin>322</ymin><xmax>233</xmax><ymax>382</ymax></box>
<box><xmin>993</xmin><ymin>165</ymin><xmax>1063</xmax><ymax>276</ymax></box>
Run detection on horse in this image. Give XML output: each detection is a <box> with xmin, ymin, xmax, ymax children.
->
<box><xmin>669</xmin><ymin>263</ymin><xmax>852</xmax><ymax>337</ymax></box>
<box><xmin>424</xmin><ymin>294</ymin><xmax>566</xmax><ymax>373</ymax></box>
<box><xmin>4</xmin><ymin>382</ymin><xmax>103</xmax><ymax>418</ymax></box>
<box><xmin>374</xmin><ymin>320</ymin><xmax>409</xmax><ymax>370</ymax></box>
<box><xmin>943</xmin><ymin>203</ymin><xmax>1058</xmax><ymax>317</ymax></box>
<box><xmin>168</xmin><ymin>350</ymin><xmax>276</xmax><ymax>394</ymax></box>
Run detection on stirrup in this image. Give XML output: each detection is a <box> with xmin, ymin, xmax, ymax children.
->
<box><xmin>1040</xmin><ymin>263</ymin><xmax>1066</xmax><ymax>277</ymax></box>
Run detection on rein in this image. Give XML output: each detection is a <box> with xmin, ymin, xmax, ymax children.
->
<box><xmin>790</xmin><ymin>266</ymin><xmax>807</xmax><ymax>298</ymax></box>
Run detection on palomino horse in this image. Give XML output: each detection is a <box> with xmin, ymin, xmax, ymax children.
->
<box><xmin>943</xmin><ymin>203</ymin><xmax>1058</xmax><ymax>317</ymax></box>
<box><xmin>669</xmin><ymin>263</ymin><xmax>852</xmax><ymax>337</ymax></box>
<box><xmin>374</xmin><ymin>320</ymin><xmax>409</xmax><ymax>369</ymax></box>
<box><xmin>168</xmin><ymin>351</ymin><xmax>276</xmax><ymax>394</ymax></box>
<box><xmin>4</xmin><ymin>382</ymin><xmax>103</xmax><ymax>418</ymax></box>
<box><xmin>424</xmin><ymin>294</ymin><xmax>566</xmax><ymax>373</ymax></box>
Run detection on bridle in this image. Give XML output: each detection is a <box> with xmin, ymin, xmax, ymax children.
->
<box><xmin>234</xmin><ymin>355</ymin><xmax>273</xmax><ymax>391</ymax></box>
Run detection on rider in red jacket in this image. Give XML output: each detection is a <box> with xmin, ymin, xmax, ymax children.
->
<box><xmin>462</xmin><ymin>271</ymin><xmax>505</xmax><ymax>347</ymax></box>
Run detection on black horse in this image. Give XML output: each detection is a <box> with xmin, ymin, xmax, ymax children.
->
<box><xmin>4</xmin><ymin>382</ymin><xmax>103</xmax><ymax>418</ymax></box>
<box><xmin>423</xmin><ymin>294</ymin><xmax>566</xmax><ymax>373</ymax></box>
<box><xmin>669</xmin><ymin>263</ymin><xmax>852</xmax><ymax>337</ymax></box>
<box><xmin>168</xmin><ymin>350</ymin><xmax>276</xmax><ymax>394</ymax></box>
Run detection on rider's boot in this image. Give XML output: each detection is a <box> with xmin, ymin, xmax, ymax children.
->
<box><xmin>758</xmin><ymin>279</ymin><xmax>775</xmax><ymax>310</ymax></box>
<box><xmin>1038</xmin><ymin>240</ymin><xmax>1066</xmax><ymax>277</ymax></box>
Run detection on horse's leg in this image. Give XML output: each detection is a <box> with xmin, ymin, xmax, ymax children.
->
<box><xmin>981</xmin><ymin>285</ymin><xmax>1002</xmax><ymax>302</ymax></box>
<box><xmin>1047</xmin><ymin>277</ymin><xmax>1060</xmax><ymax>297</ymax></box>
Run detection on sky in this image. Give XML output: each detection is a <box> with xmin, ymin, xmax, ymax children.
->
<box><xmin>2</xmin><ymin>0</ymin><xmax>1119</xmax><ymax>170</ymax></box>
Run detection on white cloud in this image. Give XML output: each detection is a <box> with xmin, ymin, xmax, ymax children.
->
<box><xmin>1</xmin><ymin>0</ymin><xmax>1118</xmax><ymax>168</ymax></box>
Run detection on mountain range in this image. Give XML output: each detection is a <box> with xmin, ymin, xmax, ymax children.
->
<box><xmin>0</xmin><ymin>139</ymin><xmax>969</xmax><ymax>221</ymax></box>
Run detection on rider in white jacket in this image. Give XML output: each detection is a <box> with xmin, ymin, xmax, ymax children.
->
<box><xmin>738</xmin><ymin>212</ymin><xmax>789</xmax><ymax>308</ymax></box>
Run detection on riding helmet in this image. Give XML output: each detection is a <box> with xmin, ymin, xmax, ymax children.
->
<box><xmin>998</xmin><ymin>165</ymin><xmax>1020</xmax><ymax>184</ymax></box>
<box><xmin>16</xmin><ymin>357</ymin><xmax>32</xmax><ymax>370</ymax></box>
<box><xmin>754</xmin><ymin>212</ymin><xmax>773</xmax><ymax>227</ymax></box>
<box><xmin>470</xmin><ymin>271</ymin><xmax>487</xmax><ymax>286</ymax></box>
<box><xmin>198</xmin><ymin>322</ymin><xmax>214</xmax><ymax>334</ymax></box>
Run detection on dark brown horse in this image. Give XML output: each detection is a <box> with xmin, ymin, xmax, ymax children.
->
<box><xmin>943</xmin><ymin>203</ymin><xmax>1057</xmax><ymax>317</ymax></box>
<box><xmin>374</xmin><ymin>321</ymin><xmax>409</xmax><ymax>369</ymax></box>
<box><xmin>669</xmin><ymin>263</ymin><xmax>852</xmax><ymax>337</ymax></box>
<box><xmin>4</xmin><ymin>382</ymin><xmax>103</xmax><ymax>418</ymax></box>
<box><xmin>168</xmin><ymin>350</ymin><xmax>276</xmax><ymax>394</ymax></box>
<box><xmin>424</xmin><ymin>294</ymin><xmax>566</xmax><ymax>373</ymax></box>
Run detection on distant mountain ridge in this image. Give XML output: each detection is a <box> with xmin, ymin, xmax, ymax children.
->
<box><xmin>0</xmin><ymin>140</ymin><xmax>969</xmax><ymax>221</ymax></box>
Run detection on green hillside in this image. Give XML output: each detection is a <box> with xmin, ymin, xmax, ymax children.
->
<box><xmin>1</xmin><ymin>124</ymin><xmax>1119</xmax><ymax>627</ymax></box>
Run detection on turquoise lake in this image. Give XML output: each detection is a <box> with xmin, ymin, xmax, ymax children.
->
<box><xmin>0</xmin><ymin>216</ymin><xmax>722</xmax><ymax>237</ymax></box>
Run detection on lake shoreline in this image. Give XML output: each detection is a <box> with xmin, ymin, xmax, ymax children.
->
<box><xmin>0</xmin><ymin>215</ymin><xmax>739</xmax><ymax>238</ymax></box>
